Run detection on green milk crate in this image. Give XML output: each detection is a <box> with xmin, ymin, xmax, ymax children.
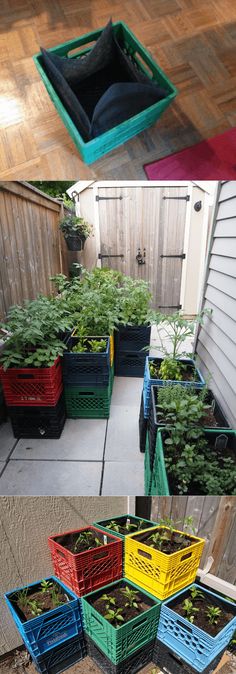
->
<box><xmin>81</xmin><ymin>578</ymin><xmax>161</xmax><ymax>664</ymax></box>
<box><xmin>33</xmin><ymin>22</ymin><xmax>177</xmax><ymax>164</ymax></box>
<box><xmin>93</xmin><ymin>514</ymin><xmax>157</xmax><ymax>540</ymax></box>
<box><xmin>65</xmin><ymin>365</ymin><xmax>114</xmax><ymax>419</ymax></box>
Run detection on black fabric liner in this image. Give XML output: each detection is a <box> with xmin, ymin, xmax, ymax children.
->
<box><xmin>40</xmin><ymin>20</ymin><xmax>169</xmax><ymax>142</ymax></box>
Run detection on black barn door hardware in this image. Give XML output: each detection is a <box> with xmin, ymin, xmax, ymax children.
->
<box><xmin>160</xmin><ymin>253</ymin><xmax>186</xmax><ymax>259</ymax></box>
<box><xmin>163</xmin><ymin>195</ymin><xmax>190</xmax><ymax>201</ymax></box>
<box><xmin>136</xmin><ymin>248</ymin><xmax>146</xmax><ymax>265</ymax></box>
<box><xmin>98</xmin><ymin>253</ymin><xmax>124</xmax><ymax>259</ymax></box>
<box><xmin>96</xmin><ymin>195</ymin><xmax>123</xmax><ymax>201</ymax></box>
<box><xmin>158</xmin><ymin>304</ymin><xmax>182</xmax><ymax>310</ymax></box>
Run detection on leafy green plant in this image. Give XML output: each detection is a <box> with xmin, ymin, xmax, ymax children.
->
<box><xmin>101</xmin><ymin>594</ymin><xmax>116</xmax><ymax>607</ymax></box>
<box><xmin>73</xmin><ymin>531</ymin><xmax>102</xmax><ymax>552</ymax></box>
<box><xmin>158</xmin><ymin>357</ymin><xmax>184</xmax><ymax>381</ymax></box>
<box><xmin>106</xmin><ymin>521</ymin><xmax>121</xmax><ymax>533</ymax></box>
<box><xmin>59</xmin><ymin>215</ymin><xmax>92</xmax><ymax>239</ymax></box>
<box><xmin>190</xmin><ymin>587</ymin><xmax>204</xmax><ymax>601</ymax></box>
<box><xmin>120</xmin><ymin>586</ymin><xmax>139</xmax><ymax>609</ymax></box>
<box><xmin>149</xmin><ymin>529</ymin><xmax>171</xmax><ymax>550</ymax></box>
<box><xmin>104</xmin><ymin>607</ymin><xmax>124</xmax><ymax>624</ymax></box>
<box><xmin>157</xmin><ymin>384</ymin><xmax>210</xmax><ymax>430</ymax></box>
<box><xmin>206</xmin><ymin>605</ymin><xmax>222</xmax><ymax>625</ymax></box>
<box><xmin>16</xmin><ymin>588</ymin><xmax>29</xmax><ymax>607</ymax></box>
<box><xmin>117</xmin><ymin>276</ymin><xmax>153</xmax><ymax>326</ymax></box>
<box><xmin>27</xmin><ymin>600</ymin><xmax>42</xmax><ymax>617</ymax></box>
<box><xmin>154</xmin><ymin>309</ymin><xmax>212</xmax><ymax>360</ymax></box>
<box><xmin>182</xmin><ymin>598</ymin><xmax>199</xmax><ymax>623</ymax></box>
<box><xmin>41</xmin><ymin>580</ymin><xmax>53</xmax><ymax>593</ymax></box>
<box><xmin>50</xmin><ymin>584</ymin><xmax>64</xmax><ymax>608</ymax></box>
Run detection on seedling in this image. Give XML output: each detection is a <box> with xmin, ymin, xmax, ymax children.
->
<box><xmin>149</xmin><ymin>530</ymin><xmax>171</xmax><ymax>550</ymax></box>
<box><xmin>73</xmin><ymin>530</ymin><xmax>102</xmax><ymax>552</ymax></box>
<box><xmin>41</xmin><ymin>580</ymin><xmax>53</xmax><ymax>593</ymax></box>
<box><xmin>104</xmin><ymin>607</ymin><xmax>124</xmax><ymax>624</ymax></box>
<box><xmin>27</xmin><ymin>600</ymin><xmax>42</xmax><ymax>617</ymax></box>
<box><xmin>106</xmin><ymin>521</ymin><xmax>121</xmax><ymax>533</ymax></box>
<box><xmin>51</xmin><ymin>584</ymin><xmax>64</xmax><ymax>608</ymax></box>
<box><xmin>15</xmin><ymin>588</ymin><xmax>29</xmax><ymax>607</ymax></box>
<box><xmin>190</xmin><ymin>587</ymin><xmax>204</xmax><ymax>601</ymax></box>
<box><xmin>159</xmin><ymin>357</ymin><xmax>184</xmax><ymax>381</ymax></box>
<box><xmin>206</xmin><ymin>605</ymin><xmax>222</xmax><ymax>625</ymax></box>
<box><xmin>101</xmin><ymin>594</ymin><xmax>116</xmax><ymax>608</ymax></box>
<box><xmin>182</xmin><ymin>598</ymin><xmax>199</xmax><ymax>623</ymax></box>
<box><xmin>121</xmin><ymin>586</ymin><xmax>139</xmax><ymax>609</ymax></box>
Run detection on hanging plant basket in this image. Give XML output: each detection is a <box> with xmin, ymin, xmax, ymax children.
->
<box><xmin>65</xmin><ymin>234</ymin><xmax>86</xmax><ymax>251</ymax></box>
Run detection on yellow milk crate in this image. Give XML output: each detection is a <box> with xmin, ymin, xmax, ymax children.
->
<box><xmin>124</xmin><ymin>526</ymin><xmax>205</xmax><ymax>600</ymax></box>
<box><xmin>109</xmin><ymin>333</ymin><xmax>114</xmax><ymax>367</ymax></box>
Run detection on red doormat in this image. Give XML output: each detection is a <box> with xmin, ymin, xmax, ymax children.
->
<box><xmin>144</xmin><ymin>128</ymin><xmax>236</xmax><ymax>179</ymax></box>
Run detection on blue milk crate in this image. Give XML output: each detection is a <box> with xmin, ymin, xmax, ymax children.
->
<box><xmin>31</xmin><ymin>633</ymin><xmax>86</xmax><ymax>674</ymax></box>
<box><xmin>143</xmin><ymin>357</ymin><xmax>205</xmax><ymax>417</ymax></box>
<box><xmin>62</xmin><ymin>336</ymin><xmax>110</xmax><ymax>386</ymax></box>
<box><xmin>153</xmin><ymin>639</ymin><xmax>226</xmax><ymax>674</ymax></box>
<box><xmin>5</xmin><ymin>576</ymin><xmax>83</xmax><ymax>658</ymax></box>
<box><xmin>157</xmin><ymin>583</ymin><xmax>236</xmax><ymax>672</ymax></box>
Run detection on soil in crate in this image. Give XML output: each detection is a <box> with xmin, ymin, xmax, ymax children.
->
<box><xmin>149</xmin><ymin>359</ymin><xmax>199</xmax><ymax>382</ymax></box>
<box><xmin>91</xmin><ymin>586</ymin><xmax>151</xmax><ymax>627</ymax></box>
<box><xmin>12</xmin><ymin>581</ymin><xmax>70</xmax><ymax>622</ymax></box>
<box><xmin>172</xmin><ymin>589</ymin><xmax>235</xmax><ymax>637</ymax></box>
<box><xmin>100</xmin><ymin>516</ymin><xmax>151</xmax><ymax>537</ymax></box>
<box><xmin>54</xmin><ymin>529</ymin><xmax>114</xmax><ymax>554</ymax></box>
<box><xmin>132</xmin><ymin>527</ymin><xmax>193</xmax><ymax>554</ymax></box>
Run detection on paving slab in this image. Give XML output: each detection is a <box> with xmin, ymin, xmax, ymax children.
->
<box><xmin>0</xmin><ymin>422</ymin><xmax>16</xmax><ymax>460</ymax></box>
<box><xmin>111</xmin><ymin>376</ymin><xmax>143</xmax><ymax>406</ymax></box>
<box><xmin>105</xmin><ymin>405</ymin><xmax>142</xmax><ymax>462</ymax></box>
<box><xmin>102</xmin><ymin>461</ymin><xmax>144</xmax><ymax>495</ymax></box>
<box><xmin>0</xmin><ymin>461</ymin><xmax>102</xmax><ymax>495</ymax></box>
<box><xmin>11</xmin><ymin>419</ymin><xmax>106</xmax><ymax>461</ymax></box>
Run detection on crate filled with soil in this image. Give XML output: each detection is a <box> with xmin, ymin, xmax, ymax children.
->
<box><xmin>125</xmin><ymin>525</ymin><xmax>205</xmax><ymax>600</ymax></box>
<box><xmin>154</xmin><ymin>429</ymin><xmax>236</xmax><ymax>496</ymax></box>
<box><xmin>5</xmin><ymin>576</ymin><xmax>82</xmax><ymax>658</ymax></box>
<box><xmin>158</xmin><ymin>584</ymin><xmax>236</xmax><ymax>672</ymax></box>
<box><xmin>143</xmin><ymin>357</ymin><xmax>205</xmax><ymax>416</ymax></box>
<box><xmin>82</xmin><ymin>578</ymin><xmax>160</xmax><ymax>664</ymax></box>
<box><xmin>48</xmin><ymin>526</ymin><xmax>123</xmax><ymax>596</ymax></box>
<box><xmin>94</xmin><ymin>514</ymin><xmax>157</xmax><ymax>540</ymax></box>
<box><xmin>62</xmin><ymin>336</ymin><xmax>110</xmax><ymax>386</ymax></box>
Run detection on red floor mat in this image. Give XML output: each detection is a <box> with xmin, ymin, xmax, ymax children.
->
<box><xmin>144</xmin><ymin>128</ymin><xmax>236</xmax><ymax>179</ymax></box>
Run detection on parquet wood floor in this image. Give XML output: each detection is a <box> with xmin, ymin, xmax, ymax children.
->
<box><xmin>0</xmin><ymin>0</ymin><xmax>236</xmax><ymax>179</ymax></box>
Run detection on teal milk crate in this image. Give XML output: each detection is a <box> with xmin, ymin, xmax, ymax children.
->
<box><xmin>33</xmin><ymin>22</ymin><xmax>177</xmax><ymax>164</ymax></box>
<box><xmin>93</xmin><ymin>514</ymin><xmax>157</xmax><ymax>540</ymax></box>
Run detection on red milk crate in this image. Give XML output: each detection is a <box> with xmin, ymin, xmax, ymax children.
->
<box><xmin>1</xmin><ymin>357</ymin><xmax>62</xmax><ymax>406</ymax></box>
<box><xmin>48</xmin><ymin>526</ymin><xmax>123</xmax><ymax>597</ymax></box>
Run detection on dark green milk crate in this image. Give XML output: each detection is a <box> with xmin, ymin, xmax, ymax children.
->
<box><xmin>65</xmin><ymin>365</ymin><xmax>114</xmax><ymax>419</ymax></box>
<box><xmin>33</xmin><ymin>22</ymin><xmax>177</xmax><ymax>164</ymax></box>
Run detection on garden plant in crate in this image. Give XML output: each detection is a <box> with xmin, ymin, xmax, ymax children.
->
<box><xmin>82</xmin><ymin>577</ymin><xmax>160</xmax><ymax>666</ymax></box>
<box><xmin>124</xmin><ymin>522</ymin><xmax>205</xmax><ymax>601</ymax></box>
<box><xmin>0</xmin><ymin>297</ymin><xmax>71</xmax><ymax>438</ymax></box>
<box><xmin>145</xmin><ymin>382</ymin><xmax>231</xmax><ymax>467</ymax></box>
<box><xmin>148</xmin><ymin>422</ymin><xmax>236</xmax><ymax>496</ymax></box>
<box><xmin>115</xmin><ymin>276</ymin><xmax>153</xmax><ymax>377</ymax></box>
<box><xmin>33</xmin><ymin>20</ymin><xmax>177</xmax><ymax>164</ymax></box>
<box><xmin>142</xmin><ymin>309</ymin><xmax>210</xmax><ymax>421</ymax></box>
<box><xmin>157</xmin><ymin>583</ymin><xmax>236</xmax><ymax>672</ymax></box>
<box><xmin>59</xmin><ymin>213</ymin><xmax>92</xmax><ymax>251</ymax></box>
<box><xmin>48</xmin><ymin>526</ymin><xmax>123</xmax><ymax>597</ymax></box>
<box><xmin>94</xmin><ymin>513</ymin><xmax>157</xmax><ymax>541</ymax></box>
<box><xmin>5</xmin><ymin>576</ymin><xmax>84</xmax><ymax>669</ymax></box>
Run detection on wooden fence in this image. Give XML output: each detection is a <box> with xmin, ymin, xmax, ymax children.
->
<box><xmin>150</xmin><ymin>496</ymin><xmax>236</xmax><ymax>585</ymax></box>
<box><xmin>0</xmin><ymin>181</ymin><xmax>69</xmax><ymax>319</ymax></box>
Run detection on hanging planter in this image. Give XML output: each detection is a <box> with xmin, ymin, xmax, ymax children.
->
<box><xmin>59</xmin><ymin>215</ymin><xmax>93</xmax><ymax>251</ymax></box>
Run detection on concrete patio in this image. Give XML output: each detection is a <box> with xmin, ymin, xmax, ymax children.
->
<box><xmin>0</xmin><ymin>375</ymin><xmax>144</xmax><ymax>496</ymax></box>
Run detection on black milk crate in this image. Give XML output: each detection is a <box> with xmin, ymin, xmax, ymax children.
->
<box><xmin>32</xmin><ymin>634</ymin><xmax>86</xmax><ymax>674</ymax></box>
<box><xmin>152</xmin><ymin>640</ymin><xmax>225</xmax><ymax>674</ymax></box>
<box><xmin>0</xmin><ymin>386</ymin><xmax>7</xmax><ymax>424</ymax></box>
<box><xmin>114</xmin><ymin>351</ymin><xmax>146</xmax><ymax>377</ymax></box>
<box><xmin>139</xmin><ymin>391</ymin><xmax>148</xmax><ymax>452</ymax></box>
<box><xmin>63</xmin><ymin>336</ymin><xmax>110</xmax><ymax>386</ymax></box>
<box><xmin>86</xmin><ymin>635</ymin><xmax>155</xmax><ymax>674</ymax></box>
<box><xmin>8</xmin><ymin>393</ymin><xmax>66</xmax><ymax>439</ymax></box>
<box><xmin>148</xmin><ymin>385</ymin><xmax>231</xmax><ymax>471</ymax></box>
<box><xmin>115</xmin><ymin>325</ymin><xmax>151</xmax><ymax>353</ymax></box>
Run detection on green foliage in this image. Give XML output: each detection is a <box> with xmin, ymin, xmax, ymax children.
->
<box><xmin>0</xmin><ymin>296</ymin><xmax>69</xmax><ymax>369</ymax></box>
<box><xmin>59</xmin><ymin>215</ymin><xmax>92</xmax><ymax>239</ymax></box>
<box><xmin>120</xmin><ymin>586</ymin><xmax>139</xmax><ymax>609</ymax></box>
<box><xmin>27</xmin><ymin>600</ymin><xmax>42</xmax><ymax>616</ymax></box>
<box><xmin>101</xmin><ymin>594</ymin><xmax>116</xmax><ymax>607</ymax></box>
<box><xmin>155</xmin><ymin>309</ymin><xmax>212</xmax><ymax>360</ymax></box>
<box><xmin>73</xmin><ymin>530</ymin><xmax>101</xmax><ymax>552</ymax></box>
<box><xmin>29</xmin><ymin>181</ymin><xmax>74</xmax><ymax>204</ymax></box>
<box><xmin>190</xmin><ymin>587</ymin><xmax>204</xmax><ymax>601</ymax></box>
<box><xmin>117</xmin><ymin>276</ymin><xmax>153</xmax><ymax>326</ymax></box>
<box><xmin>104</xmin><ymin>607</ymin><xmax>124</xmax><ymax>624</ymax></box>
<box><xmin>157</xmin><ymin>384</ymin><xmax>209</xmax><ymax>428</ymax></box>
<box><xmin>158</xmin><ymin>357</ymin><xmax>184</xmax><ymax>381</ymax></box>
<box><xmin>182</xmin><ymin>598</ymin><xmax>199</xmax><ymax>623</ymax></box>
<box><xmin>72</xmin><ymin>338</ymin><xmax>107</xmax><ymax>354</ymax></box>
<box><xmin>206</xmin><ymin>605</ymin><xmax>222</xmax><ymax>625</ymax></box>
<box><xmin>106</xmin><ymin>520</ymin><xmax>121</xmax><ymax>533</ymax></box>
<box><xmin>41</xmin><ymin>580</ymin><xmax>53</xmax><ymax>593</ymax></box>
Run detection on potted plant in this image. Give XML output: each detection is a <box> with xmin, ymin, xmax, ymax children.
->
<box><xmin>48</xmin><ymin>526</ymin><xmax>123</xmax><ymax>597</ymax></box>
<box><xmin>5</xmin><ymin>576</ymin><xmax>82</xmax><ymax>658</ymax></box>
<box><xmin>145</xmin><ymin>383</ymin><xmax>231</xmax><ymax>464</ymax></box>
<box><xmin>0</xmin><ymin>296</ymin><xmax>69</xmax><ymax>406</ymax></box>
<box><xmin>157</xmin><ymin>584</ymin><xmax>236</xmax><ymax>672</ymax></box>
<box><xmin>59</xmin><ymin>214</ymin><xmax>92</xmax><ymax>251</ymax></box>
<box><xmin>124</xmin><ymin>525</ymin><xmax>205</xmax><ymax>600</ymax></box>
<box><xmin>149</xmin><ymin>428</ymin><xmax>236</xmax><ymax>496</ymax></box>
<box><xmin>81</xmin><ymin>578</ymin><xmax>161</xmax><ymax>664</ymax></box>
<box><xmin>143</xmin><ymin>310</ymin><xmax>209</xmax><ymax>416</ymax></box>
<box><xmin>94</xmin><ymin>514</ymin><xmax>157</xmax><ymax>540</ymax></box>
<box><xmin>115</xmin><ymin>277</ymin><xmax>153</xmax><ymax>377</ymax></box>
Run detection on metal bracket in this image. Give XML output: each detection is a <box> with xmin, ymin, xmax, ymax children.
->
<box><xmin>158</xmin><ymin>304</ymin><xmax>182</xmax><ymax>309</ymax></box>
<box><xmin>163</xmin><ymin>195</ymin><xmax>190</xmax><ymax>201</ymax></box>
<box><xmin>160</xmin><ymin>253</ymin><xmax>186</xmax><ymax>259</ymax></box>
<box><xmin>96</xmin><ymin>195</ymin><xmax>123</xmax><ymax>201</ymax></box>
<box><xmin>98</xmin><ymin>253</ymin><xmax>124</xmax><ymax>259</ymax></box>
